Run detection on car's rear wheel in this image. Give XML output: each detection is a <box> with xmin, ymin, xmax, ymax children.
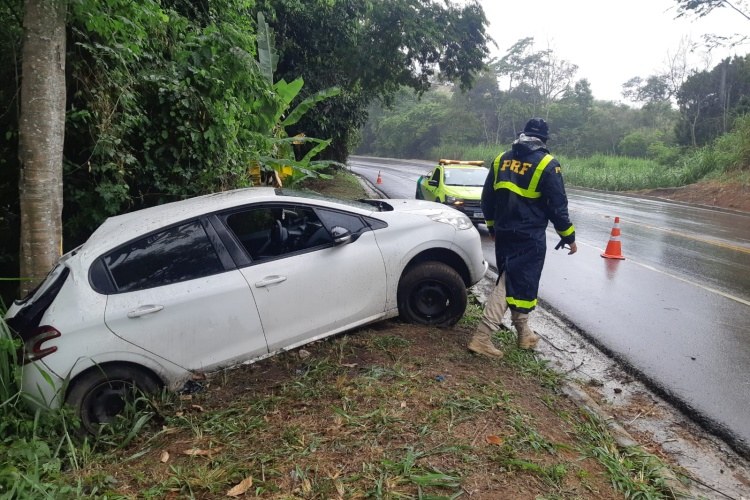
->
<box><xmin>397</xmin><ymin>261</ymin><xmax>467</xmax><ymax>326</ymax></box>
<box><xmin>66</xmin><ymin>365</ymin><xmax>162</xmax><ymax>435</ymax></box>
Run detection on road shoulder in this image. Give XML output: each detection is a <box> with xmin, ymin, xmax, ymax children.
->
<box><xmin>472</xmin><ymin>273</ymin><xmax>750</xmax><ymax>499</ymax></box>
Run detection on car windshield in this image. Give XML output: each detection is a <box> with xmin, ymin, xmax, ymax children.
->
<box><xmin>276</xmin><ymin>188</ymin><xmax>377</xmax><ymax>210</ymax></box>
<box><xmin>444</xmin><ymin>167</ymin><xmax>488</xmax><ymax>187</ymax></box>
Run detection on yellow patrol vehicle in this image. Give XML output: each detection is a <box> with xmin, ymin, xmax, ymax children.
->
<box><xmin>415</xmin><ymin>159</ymin><xmax>488</xmax><ymax>225</ymax></box>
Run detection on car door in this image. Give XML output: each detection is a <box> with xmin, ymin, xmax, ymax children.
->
<box><xmin>102</xmin><ymin>219</ymin><xmax>268</xmax><ymax>372</ymax></box>
<box><xmin>223</xmin><ymin>203</ymin><xmax>388</xmax><ymax>351</ymax></box>
<box><xmin>422</xmin><ymin>166</ymin><xmax>442</xmax><ymax>202</ymax></box>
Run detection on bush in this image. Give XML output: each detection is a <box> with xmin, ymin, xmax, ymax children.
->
<box><xmin>646</xmin><ymin>142</ymin><xmax>683</xmax><ymax>166</ymax></box>
<box><xmin>618</xmin><ymin>130</ymin><xmax>652</xmax><ymax>158</ymax></box>
<box><xmin>711</xmin><ymin>114</ymin><xmax>750</xmax><ymax>172</ymax></box>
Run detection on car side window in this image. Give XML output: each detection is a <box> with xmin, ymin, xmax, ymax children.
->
<box><xmin>430</xmin><ymin>168</ymin><xmax>441</xmax><ymax>183</ymax></box>
<box><xmin>226</xmin><ymin>205</ymin><xmax>335</xmax><ymax>261</ymax></box>
<box><xmin>316</xmin><ymin>208</ymin><xmax>367</xmax><ymax>235</ymax></box>
<box><xmin>104</xmin><ymin>220</ymin><xmax>224</xmax><ymax>293</ymax></box>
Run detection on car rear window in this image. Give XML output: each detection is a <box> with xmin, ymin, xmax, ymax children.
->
<box><xmin>103</xmin><ymin>220</ymin><xmax>224</xmax><ymax>293</ymax></box>
<box><xmin>5</xmin><ymin>265</ymin><xmax>70</xmax><ymax>339</ymax></box>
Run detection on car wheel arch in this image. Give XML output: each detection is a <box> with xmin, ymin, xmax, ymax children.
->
<box><xmin>65</xmin><ymin>361</ymin><xmax>164</xmax><ymax>401</ymax></box>
<box><xmin>400</xmin><ymin>248</ymin><xmax>471</xmax><ymax>286</ymax></box>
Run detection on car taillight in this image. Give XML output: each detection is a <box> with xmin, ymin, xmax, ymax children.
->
<box><xmin>23</xmin><ymin>326</ymin><xmax>61</xmax><ymax>364</ymax></box>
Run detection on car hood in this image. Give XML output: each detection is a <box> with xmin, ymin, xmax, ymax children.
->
<box><xmin>379</xmin><ymin>198</ymin><xmax>462</xmax><ymax>216</ymax></box>
<box><xmin>442</xmin><ymin>185</ymin><xmax>482</xmax><ymax>199</ymax></box>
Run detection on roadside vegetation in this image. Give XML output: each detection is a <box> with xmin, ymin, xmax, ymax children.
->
<box><xmin>0</xmin><ymin>173</ymin><xmax>690</xmax><ymax>499</ymax></box>
<box><xmin>431</xmin><ymin>114</ymin><xmax>750</xmax><ymax>192</ymax></box>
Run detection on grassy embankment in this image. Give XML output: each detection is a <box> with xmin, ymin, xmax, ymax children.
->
<box><xmin>432</xmin><ymin>115</ymin><xmax>750</xmax><ymax>191</ymax></box>
<box><xmin>1</xmin><ymin>170</ymin><xmax>689</xmax><ymax>498</ymax></box>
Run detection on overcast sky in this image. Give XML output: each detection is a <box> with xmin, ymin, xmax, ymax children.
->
<box><xmin>477</xmin><ymin>0</ymin><xmax>748</xmax><ymax>102</ymax></box>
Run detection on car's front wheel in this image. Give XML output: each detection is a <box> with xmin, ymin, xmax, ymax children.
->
<box><xmin>397</xmin><ymin>261</ymin><xmax>467</xmax><ymax>326</ymax></box>
<box><xmin>66</xmin><ymin>364</ymin><xmax>162</xmax><ymax>435</ymax></box>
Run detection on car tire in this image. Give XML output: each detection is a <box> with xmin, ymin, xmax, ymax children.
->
<box><xmin>397</xmin><ymin>261</ymin><xmax>467</xmax><ymax>326</ymax></box>
<box><xmin>66</xmin><ymin>364</ymin><xmax>162</xmax><ymax>435</ymax></box>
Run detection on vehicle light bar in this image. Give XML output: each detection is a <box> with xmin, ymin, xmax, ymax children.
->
<box><xmin>438</xmin><ymin>159</ymin><xmax>484</xmax><ymax>166</ymax></box>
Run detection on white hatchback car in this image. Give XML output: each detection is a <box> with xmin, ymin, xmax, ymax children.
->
<box><xmin>6</xmin><ymin>187</ymin><xmax>486</xmax><ymax>432</ymax></box>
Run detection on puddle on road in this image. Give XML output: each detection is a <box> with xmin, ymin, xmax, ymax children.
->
<box><xmin>472</xmin><ymin>276</ymin><xmax>750</xmax><ymax>500</ymax></box>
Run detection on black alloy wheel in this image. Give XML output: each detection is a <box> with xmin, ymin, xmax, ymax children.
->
<box><xmin>397</xmin><ymin>261</ymin><xmax>467</xmax><ymax>326</ymax></box>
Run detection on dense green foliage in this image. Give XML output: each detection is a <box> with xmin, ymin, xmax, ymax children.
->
<box><xmin>0</xmin><ymin>0</ymin><xmax>23</xmax><ymax>305</ymax></box>
<box><xmin>63</xmin><ymin>0</ymin><xmax>335</xmax><ymax>242</ymax></box>
<box><xmin>361</xmin><ymin>83</ymin><xmax>682</xmax><ymax>161</ymax></box>
<box><xmin>253</xmin><ymin>0</ymin><xmax>491</xmax><ymax>162</ymax></box>
<box><xmin>675</xmin><ymin>54</ymin><xmax>750</xmax><ymax>146</ymax></box>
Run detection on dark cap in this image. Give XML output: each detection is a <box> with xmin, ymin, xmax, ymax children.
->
<box><xmin>522</xmin><ymin>118</ymin><xmax>549</xmax><ymax>141</ymax></box>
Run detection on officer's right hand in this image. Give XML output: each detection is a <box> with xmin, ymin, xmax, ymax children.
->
<box><xmin>555</xmin><ymin>239</ymin><xmax>577</xmax><ymax>255</ymax></box>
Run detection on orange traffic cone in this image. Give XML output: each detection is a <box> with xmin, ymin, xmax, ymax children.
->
<box><xmin>601</xmin><ymin>216</ymin><xmax>625</xmax><ymax>260</ymax></box>
<box><xmin>376</xmin><ymin>171</ymin><xmax>382</xmax><ymax>184</ymax></box>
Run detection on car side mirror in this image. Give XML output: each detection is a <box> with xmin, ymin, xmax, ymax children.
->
<box><xmin>428</xmin><ymin>179</ymin><xmax>439</xmax><ymax>187</ymax></box>
<box><xmin>331</xmin><ymin>226</ymin><xmax>352</xmax><ymax>245</ymax></box>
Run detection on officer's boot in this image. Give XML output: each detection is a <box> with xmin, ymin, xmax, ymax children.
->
<box><xmin>511</xmin><ymin>310</ymin><xmax>540</xmax><ymax>350</ymax></box>
<box><xmin>468</xmin><ymin>321</ymin><xmax>504</xmax><ymax>358</ymax></box>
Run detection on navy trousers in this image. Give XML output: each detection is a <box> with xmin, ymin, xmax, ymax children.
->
<box><xmin>494</xmin><ymin>230</ymin><xmax>546</xmax><ymax>314</ymax></box>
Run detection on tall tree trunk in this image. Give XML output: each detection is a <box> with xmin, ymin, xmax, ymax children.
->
<box><xmin>18</xmin><ymin>0</ymin><xmax>66</xmax><ymax>296</ymax></box>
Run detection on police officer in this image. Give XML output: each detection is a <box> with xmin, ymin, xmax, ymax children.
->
<box><xmin>469</xmin><ymin>118</ymin><xmax>577</xmax><ymax>358</ymax></box>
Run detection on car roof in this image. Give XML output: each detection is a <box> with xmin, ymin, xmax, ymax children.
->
<box><xmin>79</xmin><ymin>187</ymin><xmax>280</xmax><ymax>261</ymax></box>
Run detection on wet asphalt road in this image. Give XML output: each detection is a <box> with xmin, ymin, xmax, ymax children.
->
<box><xmin>349</xmin><ymin>156</ymin><xmax>750</xmax><ymax>458</ymax></box>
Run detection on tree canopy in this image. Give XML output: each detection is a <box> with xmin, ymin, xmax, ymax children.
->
<box><xmin>252</xmin><ymin>0</ymin><xmax>491</xmax><ymax>161</ymax></box>
<box><xmin>357</xmin><ymin>37</ymin><xmax>749</xmax><ymax>160</ymax></box>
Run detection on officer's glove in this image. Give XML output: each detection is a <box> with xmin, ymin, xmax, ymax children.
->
<box><xmin>555</xmin><ymin>238</ymin><xmax>578</xmax><ymax>255</ymax></box>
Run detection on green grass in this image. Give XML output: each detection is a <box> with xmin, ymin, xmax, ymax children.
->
<box><xmin>562</xmin><ymin>154</ymin><xmax>713</xmax><ymax>190</ymax></box>
<box><xmin>298</xmin><ymin>167</ymin><xmax>370</xmax><ymax>199</ymax></box>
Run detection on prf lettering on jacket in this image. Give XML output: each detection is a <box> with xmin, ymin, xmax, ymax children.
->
<box><xmin>500</xmin><ymin>159</ymin><xmax>533</xmax><ymax>175</ymax></box>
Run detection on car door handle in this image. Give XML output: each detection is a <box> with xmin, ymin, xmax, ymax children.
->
<box><xmin>127</xmin><ymin>305</ymin><xmax>165</xmax><ymax>318</ymax></box>
<box><xmin>255</xmin><ymin>276</ymin><xmax>287</xmax><ymax>287</ymax></box>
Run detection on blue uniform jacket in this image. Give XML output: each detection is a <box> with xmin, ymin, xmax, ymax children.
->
<box><xmin>481</xmin><ymin>140</ymin><xmax>575</xmax><ymax>244</ymax></box>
